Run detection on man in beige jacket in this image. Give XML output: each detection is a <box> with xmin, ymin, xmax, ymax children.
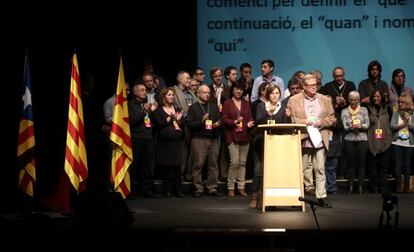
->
<box><xmin>287</xmin><ymin>74</ymin><xmax>336</xmax><ymax>207</ymax></box>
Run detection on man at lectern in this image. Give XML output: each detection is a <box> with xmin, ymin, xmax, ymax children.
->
<box><xmin>287</xmin><ymin>74</ymin><xmax>336</xmax><ymax>208</ymax></box>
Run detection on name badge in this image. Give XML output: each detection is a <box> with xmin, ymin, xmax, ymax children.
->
<box><xmin>235</xmin><ymin>121</ymin><xmax>243</xmax><ymax>132</ymax></box>
<box><xmin>393</xmin><ymin>105</ymin><xmax>399</xmax><ymax>112</ymax></box>
<box><xmin>267</xmin><ymin>119</ymin><xmax>276</xmax><ymax>125</ymax></box>
<box><xmin>375</xmin><ymin>128</ymin><xmax>383</xmax><ymax>139</ymax></box>
<box><xmin>352</xmin><ymin>119</ymin><xmax>361</xmax><ymax>128</ymax></box>
<box><xmin>205</xmin><ymin>119</ymin><xmax>213</xmax><ymax>130</ymax></box>
<box><xmin>399</xmin><ymin>128</ymin><xmax>409</xmax><ymax>140</ymax></box>
<box><xmin>144</xmin><ymin>114</ymin><xmax>152</xmax><ymax>128</ymax></box>
<box><xmin>236</xmin><ymin>116</ymin><xmax>243</xmax><ymax>132</ymax></box>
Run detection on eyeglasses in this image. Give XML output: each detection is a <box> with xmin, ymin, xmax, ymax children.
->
<box><xmin>305</xmin><ymin>84</ymin><xmax>317</xmax><ymax>87</ymax></box>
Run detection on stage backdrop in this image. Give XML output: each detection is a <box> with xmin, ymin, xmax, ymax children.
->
<box><xmin>197</xmin><ymin>0</ymin><xmax>414</xmax><ymax>87</ymax></box>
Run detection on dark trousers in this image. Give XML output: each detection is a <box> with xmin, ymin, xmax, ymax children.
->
<box><xmin>393</xmin><ymin>145</ymin><xmax>414</xmax><ymax>184</ymax></box>
<box><xmin>130</xmin><ymin>137</ymin><xmax>154</xmax><ymax>195</ymax></box>
<box><xmin>251</xmin><ymin>136</ymin><xmax>264</xmax><ymax>193</ymax></box>
<box><xmin>191</xmin><ymin>137</ymin><xmax>219</xmax><ymax>193</ymax></box>
<box><xmin>325</xmin><ymin>157</ymin><xmax>338</xmax><ymax>193</ymax></box>
<box><xmin>159</xmin><ymin>165</ymin><xmax>183</xmax><ymax>195</ymax></box>
<box><xmin>367</xmin><ymin>149</ymin><xmax>390</xmax><ymax>192</ymax></box>
<box><xmin>344</xmin><ymin>140</ymin><xmax>368</xmax><ymax>181</ymax></box>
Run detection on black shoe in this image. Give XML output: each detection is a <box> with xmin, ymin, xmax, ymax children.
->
<box><xmin>208</xmin><ymin>190</ymin><xmax>223</xmax><ymax>197</ymax></box>
<box><xmin>318</xmin><ymin>197</ymin><xmax>332</xmax><ymax>208</ymax></box>
<box><xmin>184</xmin><ymin>175</ymin><xmax>193</xmax><ymax>182</ymax></box>
<box><xmin>193</xmin><ymin>191</ymin><xmax>202</xmax><ymax>198</ymax></box>
<box><xmin>176</xmin><ymin>192</ymin><xmax>185</xmax><ymax>198</ymax></box>
<box><xmin>305</xmin><ymin>188</ymin><xmax>316</xmax><ymax>196</ymax></box>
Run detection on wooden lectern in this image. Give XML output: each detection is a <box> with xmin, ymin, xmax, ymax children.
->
<box><xmin>256</xmin><ymin>124</ymin><xmax>307</xmax><ymax>212</ymax></box>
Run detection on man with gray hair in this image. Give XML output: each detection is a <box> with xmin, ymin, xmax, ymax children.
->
<box><xmin>287</xmin><ymin>74</ymin><xmax>336</xmax><ymax>207</ymax></box>
<box><xmin>186</xmin><ymin>85</ymin><xmax>223</xmax><ymax>197</ymax></box>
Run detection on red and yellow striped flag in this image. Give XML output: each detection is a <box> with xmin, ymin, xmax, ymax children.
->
<box><xmin>110</xmin><ymin>57</ymin><xmax>133</xmax><ymax>198</ymax></box>
<box><xmin>64</xmin><ymin>53</ymin><xmax>88</xmax><ymax>192</ymax></box>
<box><xmin>17</xmin><ymin>54</ymin><xmax>36</xmax><ymax>196</ymax></box>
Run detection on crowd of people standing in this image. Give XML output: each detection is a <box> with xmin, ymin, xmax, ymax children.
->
<box><xmin>102</xmin><ymin>59</ymin><xmax>414</xmax><ymax>209</ymax></box>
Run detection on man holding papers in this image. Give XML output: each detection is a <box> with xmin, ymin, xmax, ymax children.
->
<box><xmin>287</xmin><ymin>74</ymin><xmax>336</xmax><ymax>208</ymax></box>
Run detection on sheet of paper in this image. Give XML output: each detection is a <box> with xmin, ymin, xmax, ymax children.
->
<box><xmin>307</xmin><ymin>126</ymin><xmax>322</xmax><ymax>147</ymax></box>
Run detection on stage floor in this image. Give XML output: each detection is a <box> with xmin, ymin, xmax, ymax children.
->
<box><xmin>2</xmin><ymin>192</ymin><xmax>413</xmax><ymax>251</ymax></box>
<box><xmin>126</xmin><ymin>193</ymin><xmax>414</xmax><ymax>231</ymax></box>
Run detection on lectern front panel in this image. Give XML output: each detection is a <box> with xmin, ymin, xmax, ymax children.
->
<box><xmin>262</xmin><ymin>128</ymin><xmax>305</xmax><ymax>211</ymax></box>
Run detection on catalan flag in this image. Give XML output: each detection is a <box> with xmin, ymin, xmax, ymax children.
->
<box><xmin>110</xmin><ymin>57</ymin><xmax>133</xmax><ymax>198</ymax></box>
<box><xmin>17</xmin><ymin>54</ymin><xmax>36</xmax><ymax>197</ymax></box>
<box><xmin>64</xmin><ymin>53</ymin><xmax>88</xmax><ymax>192</ymax></box>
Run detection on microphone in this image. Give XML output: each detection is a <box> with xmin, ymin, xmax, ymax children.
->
<box><xmin>298</xmin><ymin>196</ymin><xmax>322</xmax><ymax>207</ymax></box>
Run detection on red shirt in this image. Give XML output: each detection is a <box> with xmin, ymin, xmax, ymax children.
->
<box><xmin>222</xmin><ymin>98</ymin><xmax>253</xmax><ymax>145</ymax></box>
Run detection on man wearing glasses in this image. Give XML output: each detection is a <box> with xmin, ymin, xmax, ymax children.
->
<box><xmin>319</xmin><ymin>67</ymin><xmax>357</xmax><ymax>193</ymax></box>
<box><xmin>192</xmin><ymin>67</ymin><xmax>206</xmax><ymax>86</ymax></box>
<box><xmin>287</xmin><ymin>74</ymin><xmax>336</xmax><ymax>208</ymax></box>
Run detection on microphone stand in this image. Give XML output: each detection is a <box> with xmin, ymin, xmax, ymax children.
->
<box><xmin>309</xmin><ymin>202</ymin><xmax>321</xmax><ymax>232</ymax></box>
<box><xmin>299</xmin><ymin>197</ymin><xmax>325</xmax><ymax>250</ymax></box>
<box><xmin>299</xmin><ymin>197</ymin><xmax>321</xmax><ymax>232</ymax></box>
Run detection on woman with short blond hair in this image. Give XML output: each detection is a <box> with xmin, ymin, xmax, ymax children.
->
<box><xmin>390</xmin><ymin>94</ymin><xmax>414</xmax><ymax>193</ymax></box>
